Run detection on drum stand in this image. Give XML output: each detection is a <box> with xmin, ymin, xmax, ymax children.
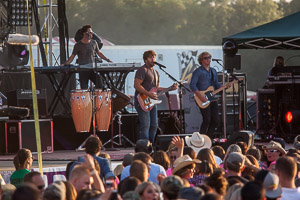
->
<box><xmin>103</xmin><ymin>111</ymin><xmax>135</xmax><ymax>148</ymax></box>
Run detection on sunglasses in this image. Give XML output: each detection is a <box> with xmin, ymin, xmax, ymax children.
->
<box><xmin>170</xmin><ymin>156</ymin><xmax>177</xmax><ymax>160</ymax></box>
<box><xmin>37</xmin><ymin>185</ymin><xmax>45</xmax><ymax>190</ymax></box>
<box><xmin>203</xmin><ymin>56</ymin><xmax>212</xmax><ymax>60</ymax></box>
<box><xmin>266</xmin><ymin>149</ymin><xmax>278</xmax><ymax>153</ymax></box>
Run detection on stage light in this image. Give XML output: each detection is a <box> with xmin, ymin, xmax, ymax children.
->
<box><xmin>285</xmin><ymin>111</ymin><xmax>293</xmax><ymax>123</ymax></box>
<box><xmin>9</xmin><ymin>0</ymin><xmax>32</xmax><ymax>26</ymax></box>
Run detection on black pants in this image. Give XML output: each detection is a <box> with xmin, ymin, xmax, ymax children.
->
<box><xmin>199</xmin><ymin>101</ymin><xmax>219</xmax><ymax>139</ymax></box>
<box><xmin>79</xmin><ymin>71</ymin><xmax>103</xmax><ymax>89</ymax></box>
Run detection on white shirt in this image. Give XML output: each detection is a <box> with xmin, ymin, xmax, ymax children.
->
<box><xmin>281</xmin><ymin>187</ymin><xmax>300</xmax><ymax>200</ymax></box>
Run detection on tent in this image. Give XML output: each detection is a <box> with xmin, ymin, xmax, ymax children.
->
<box><xmin>223</xmin><ymin>11</ymin><xmax>300</xmax><ymax>50</ymax></box>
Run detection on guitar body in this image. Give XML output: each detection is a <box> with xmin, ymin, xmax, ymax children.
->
<box><xmin>194</xmin><ymin>86</ymin><xmax>218</xmax><ymax>109</ymax></box>
<box><xmin>137</xmin><ymin>87</ymin><xmax>162</xmax><ymax>112</ymax></box>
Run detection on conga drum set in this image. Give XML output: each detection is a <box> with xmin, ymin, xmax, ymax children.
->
<box><xmin>70</xmin><ymin>89</ymin><xmax>112</xmax><ymax>133</ymax></box>
<box><xmin>70</xmin><ymin>87</ymin><xmax>134</xmax><ymax>149</ymax></box>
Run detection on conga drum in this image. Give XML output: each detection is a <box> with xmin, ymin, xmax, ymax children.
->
<box><xmin>70</xmin><ymin>90</ymin><xmax>92</xmax><ymax>132</ymax></box>
<box><xmin>95</xmin><ymin>89</ymin><xmax>111</xmax><ymax>131</ymax></box>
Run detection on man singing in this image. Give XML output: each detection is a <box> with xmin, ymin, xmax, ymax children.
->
<box><xmin>134</xmin><ymin>50</ymin><xmax>177</xmax><ymax>143</ymax></box>
<box><xmin>190</xmin><ymin>51</ymin><xmax>231</xmax><ymax>139</ymax></box>
<box><xmin>64</xmin><ymin>24</ymin><xmax>111</xmax><ymax>89</ymax></box>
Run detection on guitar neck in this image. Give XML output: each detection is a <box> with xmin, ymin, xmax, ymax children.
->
<box><xmin>211</xmin><ymin>80</ymin><xmax>237</xmax><ymax>96</ymax></box>
<box><xmin>157</xmin><ymin>86</ymin><xmax>173</xmax><ymax>97</ymax></box>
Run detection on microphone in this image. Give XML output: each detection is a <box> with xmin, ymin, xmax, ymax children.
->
<box><xmin>212</xmin><ymin>58</ymin><xmax>222</xmax><ymax>62</ymax></box>
<box><xmin>154</xmin><ymin>62</ymin><xmax>166</xmax><ymax>68</ymax></box>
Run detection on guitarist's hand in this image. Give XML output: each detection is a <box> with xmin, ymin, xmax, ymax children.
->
<box><xmin>171</xmin><ymin>83</ymin><xmax>178</xmax><ymax>91</ymax></box>
<box><xmin>148</xmin><ymin>92</ymin><xmax>158</xmax><ymax>100</ymax></box>
<box><xmin>225</xmin><ymin>82</ymin><xmax>232</xmax><ymax>89</ymax></box>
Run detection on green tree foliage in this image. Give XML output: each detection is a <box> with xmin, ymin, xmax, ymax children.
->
<box><xmin>66</xmin><ymin>0</ymin><xmax>286</xmax><ymax>45</ymax></box>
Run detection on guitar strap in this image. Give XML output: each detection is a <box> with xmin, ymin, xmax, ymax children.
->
<box><xmin>154</xmin><ymin>69</ymin><xmax>159</xmax><ymax>87</ymax></box>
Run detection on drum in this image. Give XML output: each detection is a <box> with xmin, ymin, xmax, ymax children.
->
<box><xmin>70</xmin><ymin>90</ymin><xmax>92</xmax><ymax>132</ymax></box>
<box><xmin>95</xmin><ymin>89</ymin><xmax>111</xmax><ymax>131</ymax></box>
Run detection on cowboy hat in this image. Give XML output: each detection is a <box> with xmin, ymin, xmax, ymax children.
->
<box><xmin>185</xmin><ymin>132</ymin><xmax>212</xmax><ymax>154</ymax></box>
<box><xmin>172</xmin><ymin>155</ymin><xmax>201</xmax><ymax>175</ymax></box>
<box><xmin>263</xmin><ymin>140</ymin><xmax>286</xmax><ymax>156</ymax></box>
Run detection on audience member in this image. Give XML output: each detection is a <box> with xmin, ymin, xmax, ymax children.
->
<box><xmin>84</xmin><ymin>136</ymin><xmax>115</xmax><ymax>181</ymax></box>
<box><xmin>152</xmin><ymin>150</ymin><xmax>170</xmax><ymax>170</ymax></box>
<box><xmin>24</xmin><ymin>171</ymin><xmax>45</xmax><ymax>197</ymax></box>
<box><xmin>130</xmin><ymin>160</ymin><xmax>149</xmax><ymax>182</ymax></box>
<box><xmin>263</xmin><ymin>140</ymin><xmax>286</xmax><ymax>171</ymax></box>
<box><xmin>135</xmin><ymin>182</ymin><xmax>160</xmax><ymax>200</ymax></box>
<box><xmin>200</xmin><ymin>193</ymin><xmax>222</xmax><ymax>200</ymax></box>
<box><xmin>224</xmin><ymin>183</ymin><xmax>243</xmax><ymax>200</ymax></box>
<box><xmin>222</xmin><ymin>144</ymin><xmax>242</xmax><ymax>169</ymax></box>
<box><xmin>178</xmin><ymin>187</ymin><xmax>204</xmax><ymax>200</ymax></box>
<box><xmin>10</xmin><ymin>148</ymin><xmax>33</xmax><ymax>187</ymax></box>
<box><xmin>226</xmin><ymin>152</ymin><xmax>248</xmax><ymax>184</ymax></box>
<box><xmin>189</xmin><ymin>160</ymin><xmax>213</xmax><ymax>186</ymax></box>
<box><xmin>241</xmin><ymin>181</ymin><xmax>265</xmax><ymax>200</ymax></box>
<box><xmin>183</xmin><ymin>147</ymin><xmax>197</xmax><ymax>159</ymax></box>
<box><xmin>166</xmin><ymin>136</ymin><xmax>184</xmax><ymax>176</ymax></box>
<box><xmin>123</xmin><ymin>153</ymin><xmax>134</xmax><ymax>167</ymax></box>
<box><xmin>262</xmin><ymin>171</ymin><xmax>282</xmax><ymax>200</ymax></box>
<box><xmin>0</xmin><ymin>184</ymin><xmax>16</xmax><ymax>200</ymax></box>
<box><xmin>75</xmin><ymin>189</ymin><xmax>101</xmax><ymax>200</ymax></box>
<box><xmin>160</xmin><ymin>175</ymin><xmax>184</xmax><ymax>200</ymax></box>
<box><xmin>197</xmin><ymin>148</ymin><xmax>219</xmax><ymax>170</ymax></box>
<box><xmin>121</xmin><ymin>143</ymin><xmax>166</xmax><ymax>184</ymax></box>
<box><xmin>275</xmin><ymin>156</ymin><xmax>300</xmax><ymax>200</ymax></box>
<box><xmin>118</xmin><ymin>177</ymin><xmax>141</xmax><ymax>197</ymax></box>
<box><xmin>12</xmin><ymin>183</ymin><xmax>40</xmax><ymax>200</ymax></box>
<box><xmin>242</xmin><ymin>155</ymin><xmax>259</xmax><ymax>178</ymax></box>
<box><xmin>236</xmin><ymin>142</ymin><xmax>249</xmax><ymax>155</ymax></box>
<box><xmin>172</xmin><ymin>155</ymin><xmax>200</xmax><ymax>183</ymax></box>
<box><xmin>43</xmin><ymin>181</ymin><xmax>66</xmax><ymax>200</ymax></box>
<box><xmin>122</xmin><ymin>191</ymin><xmax>141</xmax><ymax>200</ymax></box>
<box><xmin>212</xmin><ymin>145</ymin><xmax>226</xmax><ymax>161</ymax></box>
<box><xmin>205</xmin><ymin>169</ymin><xmax>228</xmax><ymax>197</ymax></box>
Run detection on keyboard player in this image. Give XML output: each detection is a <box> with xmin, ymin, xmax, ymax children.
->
<box><xmin>64</xmin><ymin>24</ymin><xmax>112</xmax><ymax>89</ymax></box>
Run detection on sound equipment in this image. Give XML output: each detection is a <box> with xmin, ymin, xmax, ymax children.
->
<box><xmin>154</xmin><ymin>134</ymin><xmax>192</xmax><ymax>151</ymax></box>
<box><xmin>224</xmin><ymin>54</ymin><xmax>241</xmax><ymax>71</ymax></box>
<box><xmin>5</xmin><ymin>119</ymin><xmax>53</xmax><ymax>153</ymax></box>
<box><xmin>7</xmin><ymin>89</ymin><xmax>48</xmax><ymax>118</ymax></box>
<box><xmin>256</xmin><ymin>89</ymin><xmax>277</xmax><ymax>135</ymax></box>
<box><xmin>221</xmin><ymin>130</ymin><xmax>254</xmax><ymax>151</ymax></box>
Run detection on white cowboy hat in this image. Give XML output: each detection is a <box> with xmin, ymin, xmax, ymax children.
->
<box><xmin>185</xmin><ymin>132</ymin><xmax>212</xmax><ymax>154</ymax></box>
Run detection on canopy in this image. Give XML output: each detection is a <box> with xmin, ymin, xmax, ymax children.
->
<box><xmin>223</xmin><ymin>11</ymin><xmax>300</xmax><ymax>49</ymax></box>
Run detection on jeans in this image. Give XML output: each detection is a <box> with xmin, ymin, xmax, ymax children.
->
<box><xmin>134</xmin><ymin>100</ymin><xmax>158</xmax><ymax>144</ymax></box>
<box><xmin>79</xmin><ymin>71</ymin><xmax>103</xmax><ymax>89</ymax></box>
<box><xmin>199</xmin><ymin>101</ymin><xmax>219</xmax><ymax>139</ymax></box>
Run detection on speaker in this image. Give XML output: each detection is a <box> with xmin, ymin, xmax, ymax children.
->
<box><xmin>7</xmin><ymin>89</ymin><xmax>48</xmax><ymax>118</ymax></box>
<box><xmin>154</xmin><ymin>134</ymin><xmax>192</xmax><ymax>151</ymax></box>
<box><xmin>221</xmin><ymin>130</ymin><xmax>255</xmax><ymax>151</ymax></box>
<box><xmin>5</xmin><ymin>119</ymin><xmax>53</xmax><ymax>153</ymax></box>
<box><xmin>224</xmin><ymin>54</ymin><xmax>241</xmax><ymax>71</ymax></box>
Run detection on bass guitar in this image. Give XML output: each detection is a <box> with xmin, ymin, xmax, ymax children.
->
<box><xmin>194</xmin><ymin>79</ymin><xmax>237</xmax><ymax>109</ymax></box>
<box><xmin>137</xmin><ymin>85</ymin><xmax>175</xmax><ymax>112</ymax></box>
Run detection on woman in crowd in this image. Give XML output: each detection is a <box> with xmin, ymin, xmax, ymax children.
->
<box><xmin>188</xmin><ymin>160</ymin><xmax>213</xmax><ymax>186</ymax></box>
<box><xmin>263</xmin><ymin>140</ymin><xmax>286</xmax><ymax>171</ymax></box>
<box><xmin>172</xmin><ymin>155</ymin><xmax>200</xmax><ymax>185</ymax></box>
<box><xmin>10</xmin><ymin>148</ymin><xmax>33</xmax><ymax>187</ymax></box>
<box><xmin>222</xmin><ymin>144</ymin><xmax>242</xmax><ymax>169</ymax></box>
<box><xmin>152</xmin><ymin>150</ymin><xmax>170</xmax><ymax>171</ymax></box>
<box><xmin>135</xmin><ymin>182</ymin><xmax>160</xmax><ymax>200</ymax></box>
<box><xmin>197</xmin><ymin>148</ymin><xmax>219</xmax><ymax>170</ymax></box>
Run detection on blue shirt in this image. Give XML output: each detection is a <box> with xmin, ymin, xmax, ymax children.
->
<box><xmin>190</xmin><ymin>65</ymin><xmax>221</xmax><ymax>92</ymax></box>
<box><xmin>120</xmin><ymin>163</ymin><xmax>166</xmax><ymax>184</ymax></box>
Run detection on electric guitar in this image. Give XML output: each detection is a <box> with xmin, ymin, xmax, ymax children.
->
<box><xmin>194</xmin><ymin>79</ymin><xmax>237</xmax><ymax>109</ymax></box>
<box><xmin>137</xmin><ymin>85</ymin><xmax>176</xmax><ymax>112</ymax></box>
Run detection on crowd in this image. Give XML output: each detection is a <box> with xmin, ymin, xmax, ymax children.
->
<box><xmin>1</xmin><ymin>133</ymin><xmax>300</xmax><ymax>200</ymax></box>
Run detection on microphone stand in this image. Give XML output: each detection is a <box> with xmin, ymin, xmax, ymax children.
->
<box><xmin>158</xmin><ymin>65</ymin><xmax>191</xmax><ymax>134</ymax></box>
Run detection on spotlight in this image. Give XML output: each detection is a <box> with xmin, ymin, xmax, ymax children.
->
<box><xmin>9</xmin><ymin>0</ymin><xmax>32</xmax><ymax>26</ymax></box>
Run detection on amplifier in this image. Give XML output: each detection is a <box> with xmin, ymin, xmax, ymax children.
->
<box><xmin>7</xmin><ymin>89</ymin><xmax>48</xmax><ymax>118</ymax></box>
<box><xmin>5</xmin><ymin>119</ymin><xmax>53</xmax><ymax>153</ymax></box>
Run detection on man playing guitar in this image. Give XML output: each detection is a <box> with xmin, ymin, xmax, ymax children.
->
<box><xmin>134</xmin><ymin>50</ymin><xmax>177</xmax><ymax>143</ymax></box>
<box><xmin>190</xmin><ymin>51</ymin><xmax>231</xmax><ymax>139</ymax></box>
